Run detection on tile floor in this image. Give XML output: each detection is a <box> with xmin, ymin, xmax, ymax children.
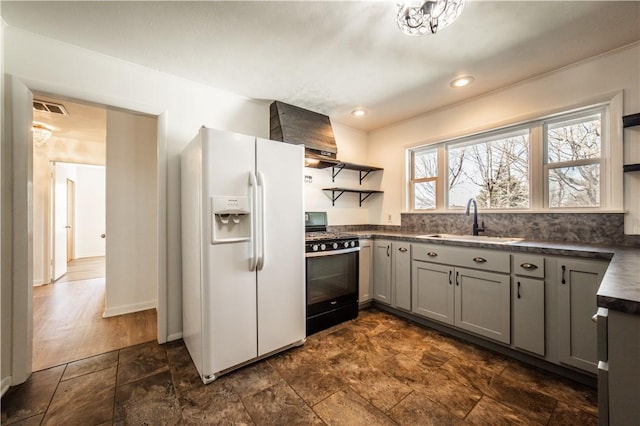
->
<box><xmin>1</xmin><ymin>308</ymin><xmax>597</xmax><ymax>425</ymax></box>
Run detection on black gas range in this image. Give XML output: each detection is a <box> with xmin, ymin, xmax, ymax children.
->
<box><xmin>304</xmin><ymin>212</ymin><xmax>359</xmax><ymax>335</ymax></box>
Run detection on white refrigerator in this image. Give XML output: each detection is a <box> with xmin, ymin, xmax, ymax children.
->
<box><xmin>181</xmin><ymin>127</ymin><xmax>305</xmax><ymax>384</ymax></box>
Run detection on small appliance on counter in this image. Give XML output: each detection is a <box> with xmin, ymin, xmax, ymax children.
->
<box><xmin>305</xmin><ymin>212</ymin><xmax>359</xmax><ymax>335</ymax></box>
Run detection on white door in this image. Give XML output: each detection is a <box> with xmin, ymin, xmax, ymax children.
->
<box><xmin>203</xmin><ymin>129</ymin><xmax>257</xmax><ymax>374</ymax></box>
<box><xmin>52</xmin><ymin>162</ymin><xmax>68</xmax><ymax>280</ymax></box>
<box><xmin>256</xmin><ymin>138</ymin><xmax>305</xmax><ymax>356</ymax></box>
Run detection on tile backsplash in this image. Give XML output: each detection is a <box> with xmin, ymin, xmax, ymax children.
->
<box><xmin>332</xmin><ymin>213</ymin><xmax>640</xmax><ymax>248</ymax></box>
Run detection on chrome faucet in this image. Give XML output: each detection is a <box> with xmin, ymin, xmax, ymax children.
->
<box><xmin>465</xmin><ymin>198</ymin><xmax>485</xmax><ymax>236</ymax></box>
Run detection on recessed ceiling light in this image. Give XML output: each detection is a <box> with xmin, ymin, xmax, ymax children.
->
<box><xmin>450</xmin><ymin>76</ymin><xmax>474</xmax><ymax>88</ymax></box>
<box><xmin>351</xmin><ymin>108</ymin><xmax>368</xmax><ymax>117</ymax></box>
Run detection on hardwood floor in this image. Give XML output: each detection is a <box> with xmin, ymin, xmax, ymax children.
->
<box><xmin>33</xmin><ymin>257</ymin><xmax>156</xmax><ymax>372</ymax></box>
<box><xmin>55</xmin><ymin>256</ymin><xmax>106</xmax><ymax>283</ymax></box>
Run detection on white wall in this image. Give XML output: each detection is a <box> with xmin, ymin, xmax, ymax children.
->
<box><xmin>104</xmin><ymin>110</ymin><xmax>157</xmax><ymax>317</ymax></box>
<box><xmin>304</xmin><ymin>122</ymin><xmax>374</xmax><ymax>225</ymax></box>
<box><xmin>368</xmin><ymin>43</ymin><xmax>640</xmax><ymax>233</ymax></box>
<box><xmin>75</xmin><ymin>165</ymin><xmax>105</xmax><ymax>258</ymax></box>
<box><xmin>0</xmin><ymin>13</ymin><xmax>10</xmax><ymax>395</ymax></box>
<box><xmin>3</xmin><ymin>27</ymin><xmax>366</xmax><ymax>342</ymax></box>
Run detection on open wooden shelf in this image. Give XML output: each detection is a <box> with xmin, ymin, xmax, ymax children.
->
<box><xmin>623</xmin><ymin>113</ymin><xmax>640</xmax><ymax>128</ymax></box>
<box><xmin>323</xmin><ymin>187</ymin><xmax>383</xmax><ymax>207</ymax></box>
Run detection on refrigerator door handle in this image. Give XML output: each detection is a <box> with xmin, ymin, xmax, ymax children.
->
<box><xmin>248</xmin><ymin>171</ymin><xmax>258</xmax><ymax>271</ymax></box>
<box><xmin>256</xmin><ymin>171</ymin><xmax>266</xmax><ymax>271</ymax></box>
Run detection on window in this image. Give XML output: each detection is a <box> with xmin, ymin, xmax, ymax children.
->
<box><xmin>448</xmin><ymin>130</ymin><xmax>529</xmax><ymax>209</ymax></box>
<box><xmin>544</xmin><ymin>111</ymin><xmax>603</xmax><ymax>208</ymax></box>
<box><xmin>410</xmin><ymin>148</ymin><xmax>438</xmax><ymax>209</ymax></box>
<box><xmin>408</xmin><ymin>105</ymin><xmax>614</xmax><ymax>212</ymax></box>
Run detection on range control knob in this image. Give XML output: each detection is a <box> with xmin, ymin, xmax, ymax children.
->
<box><xmin>320</xmin><ymin>244</ymin><xmax>326</xmax><ymax>251</ymax></box>
<box><xmin>343</xmin><ymin>241</ymin><xmax>349</xmax><ymax>248</ymax></box>
<box><xmin>350</xmin><ymin>241</ymin><xmax>356</xmax><ymax>247</ymax></box>
<box><xmin>312</xmin><ymin>244</ymin><xmax>319</xmax><ymax>252</ymax></box>
<box><xmin>332</xmin><ymin>242</ymin><xmax>339</xmax><ymax>249</ymax></box>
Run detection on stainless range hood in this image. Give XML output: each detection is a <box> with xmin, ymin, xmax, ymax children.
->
<box><xmin>269</xmin><ymin>101</ymin><xmax>338</xmax><ymax>168</ymax></box>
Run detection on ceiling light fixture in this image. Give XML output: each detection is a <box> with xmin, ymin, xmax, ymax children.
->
<box><xmin>450</xmin><ymin>76</ymin><xmax>474</xmax><ymax>88</ymax></box>
<box><xmin>351</xmin><ymin>108</ymin><xmax>368</xmax><ymax>117</ymax></box>
<box><xmin>32</xmin><ymin>123</ymin><xmax>53</xmax><ymax>147</ymax></box>
<box><xmin>397</xmin><ymin>0</ymin><xmax>465</xmax><ymax>36</ymax></box>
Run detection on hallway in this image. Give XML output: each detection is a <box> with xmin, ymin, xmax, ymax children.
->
<box><xmin>33</xmin><ymin>257</ymin><xmax>156</xmax><ymax>371</ymax></box>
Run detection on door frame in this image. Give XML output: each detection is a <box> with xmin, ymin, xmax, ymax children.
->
<box><xmin>66</xmin><ymin>178</ymin><xmax>75</xmax><ymax>263</ymax></box>
<box><xmin>8</xmin><ymin>74</ymin><xmax>168</xmax><ymax>385</ymax></box>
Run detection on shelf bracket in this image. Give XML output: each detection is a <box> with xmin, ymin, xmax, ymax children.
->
<box><xmin>329</xmin><ymin>189</ymin><xmax>346</xmax><ymax>206</ymax></box>
<box><xmin>359</xmin><ymin>170</ymin><xmax>373</xmax><ymax>185</ymax></box>
<box><xmin>359</xmin><ymin>192</ymin><xmax>374</xmax><ymax>207</ymax></box>
<box><xmin>331</xmin><ymin>164</ymin><xmax>346</xmax><ymax>182</ymax></box>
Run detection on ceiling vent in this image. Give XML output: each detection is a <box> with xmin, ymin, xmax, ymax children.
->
<box><xmin>33</xmin><ymin>100</ymin><xmax>68</xmax><ymax>116</ymax></box>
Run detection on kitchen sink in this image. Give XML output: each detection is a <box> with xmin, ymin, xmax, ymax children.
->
<box><xmin>417</xmin><ymin>233</ymin><xmax>524</xmax><ymax>244</ymax></box>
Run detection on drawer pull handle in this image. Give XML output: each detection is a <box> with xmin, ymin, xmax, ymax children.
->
<box><xmin>520</xmin><ymin>263</ymin><xmax>538</xmax><ymax>270</ymax></box>
<box><xmin>473</xmin><ymin>257</ymin><xmax>487</xmax><ymax>263</ymax></box>
<box><xmin>561</xmin><ymin>265</ymin><xmax>566</xmax><ymax>284</ymax></box>
<box><xmin>398</xmin><ymin>247</ymin><xmax>408</xmax><ymax>252</ymax></box>
<box><xmin>455</xmin><ymin>271</ymin><xmax>459</xmax><ymax>286</ymax></box>
<box><xmin>448</xmin><ymin>270</ymin><xmax>452</xmax><ymax>285</ymax></box>
<box><xmin>517</xmin><ymin>281</ymin><xmax>521</xmax><ymax>299</ymax></box>
<box><xmin>427</xmin><ymin>251</ymin><xmax>438</xmax><ymax>257</ymax></box>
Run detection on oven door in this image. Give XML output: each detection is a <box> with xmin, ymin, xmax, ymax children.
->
<box><xmin>306</xmin><ymin>247</ymin><xmax>359</xmax><ymax>317</ymax></box>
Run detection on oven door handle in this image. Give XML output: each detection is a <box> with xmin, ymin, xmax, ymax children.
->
<box><xmin>305</xmin><ymin>247</ymin><xmax>360</xmax><ymax>258</ymax></box>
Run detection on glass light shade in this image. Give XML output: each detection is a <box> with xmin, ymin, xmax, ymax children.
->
<box><xmin>397</xmin><ymin>0</ymin><xmax>465</xmax><ymax>36</ymax></box>
<box><xmin>32</xmin><ymin>124</ymin><xmax>52</xmax><ymax>147</ymax></box>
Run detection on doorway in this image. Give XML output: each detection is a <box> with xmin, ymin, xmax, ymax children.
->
<box><xmin>31</xmin><ymin>94</ymin><xmax>159</xmax><ymax>371</ymax></box>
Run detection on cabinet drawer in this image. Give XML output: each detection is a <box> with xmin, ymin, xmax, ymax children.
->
<box><xmin>513</xmin><ymin>254</ymin><xmax>545</xmax><ymax>278</ymax></box>
<box><xmin>411</xmin><ymin>243</ymin><xmax>456</xmax><ymax>265</ymax></box>
<box><xmin>454</xmin><ymin>248</ymin><xmax>511</xmax><ymax>274</ymax></box>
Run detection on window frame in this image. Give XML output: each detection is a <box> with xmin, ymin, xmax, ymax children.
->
<box><xmin>542</xmin><ymin>107</ymin><xmax>606</xmax><ymax>210</ymax></box>
<box><xmin>406</xmin><ymin>100</ymin><xmax>621</xmax><ymax>213</ymax></box>
<box><xmin>409</xmin><ymin>147</ymin><xmax>439</xmax><ymax>210</ymax></box>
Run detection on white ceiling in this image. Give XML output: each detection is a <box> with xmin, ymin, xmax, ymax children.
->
<box><xmin>3</xmin><ymin>1</ymin><xmax>640</xmax><ymax>132</ymax></box>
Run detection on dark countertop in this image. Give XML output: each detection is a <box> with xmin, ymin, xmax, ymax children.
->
<box><xmin>352</xmin><ymin>231</ymin><xmax>640</xmax><ymax>315</ymax></box>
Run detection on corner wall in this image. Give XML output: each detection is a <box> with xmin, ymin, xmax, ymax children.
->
<box><xmin>367</xmin><ymin>43</ymin><xmax>640</xmax><ymax>234</ymax></box>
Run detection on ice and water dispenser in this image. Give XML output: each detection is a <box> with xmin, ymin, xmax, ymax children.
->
<box><xmin>211</xmin><ymin>196</ymin><xmax>251</xmax><ymax>244</ymax></box>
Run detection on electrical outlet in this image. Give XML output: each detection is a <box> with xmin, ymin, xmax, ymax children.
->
<box><xmin>304</xmin><ymin>175</ymin><xmax>312</xmax><ymax>184</ymax></box>
<box><xmin>387</xmin><ymin>214</ymin><xmax>392</xmax><ymax>223</ymax></box>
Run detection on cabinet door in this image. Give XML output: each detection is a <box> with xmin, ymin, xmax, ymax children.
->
<box><xmin>393</xmin><ymin>242</ymin><xmax>411</xmax><ymax>311</ymax></box>
<box><xmin>455</xmin><ymin>267</ymin><xmax>511</xmax><ymax>344</ymax></box>
<box><xmin>358</xmin><ymin>240</ymin><xmax>373</xmax><ymax>304</ymax></box>
<box><xmin>557</xmin><ymin>259</ymin><xmax>607</xmax><ymax>373</ymax></box>
<box><xmin>372</xmin><ymin>240</ymin><xmax>392</xmax><ymax>304</ymax></box>
<box><xmin>513</xmin><ymin>277</ymin><xmax>545</xmax><ymax>356</ymax></box>
<box><xmin>412</xmin><ymin>261</ymin><xmax>454</xmax><ymax>325</ymax></box>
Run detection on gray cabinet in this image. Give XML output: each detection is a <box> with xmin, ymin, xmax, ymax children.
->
<box><xmin>557</xmin><ymin>258</ymin><xmax>608</xmax><ymax>374</ymax></box>
<box><xmin>372</xmin><ymin>239</ymin><xmax>392</xmax><ymax>304</ymax></box>
<box><xmin>393</xmin><ymin>242</ymin><xmax>411</xmax><ymax>311</ymax></box>
<box><xmin>602</xmin><ymin>309</ymin><xmax>640</xmax><ymax>425</ymax></box>
<box><xmin>512</xmin><ymin>254</ymin><xmax>545</xmax><ymax>356</ymax></box>
<box><xmin>411</xmin><ymin>244</ymin><xmax>511</xmax><ymax>344</ymax></box>
<box><xmin>358</xmin><ymin>239</ymin><xmax>373</xmax><ymax>305</ymax></box>
<box><xmin>455</xmin><ymin>267</ymin><xmax>511</xmax><ymax>344</ymax></box>
<box><xmin>412</xmin><ymin>261</ymin><xmax>454</xmax><ymax>325</ymax></box>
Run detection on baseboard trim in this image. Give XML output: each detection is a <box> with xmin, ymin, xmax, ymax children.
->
<box><xmin>167</xmin><ymin>332</ymin><xmax>183</xmax><ymax>342</ymax></box>
<box><xmin>103</xmin><ymin>300</ymin><xmax>156</xmax><ymax>318</ymax></box>
<box><xmin>1</xmin><ymin>376</ymin><xmax>12</xmax><ymax>397</ymax></box>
